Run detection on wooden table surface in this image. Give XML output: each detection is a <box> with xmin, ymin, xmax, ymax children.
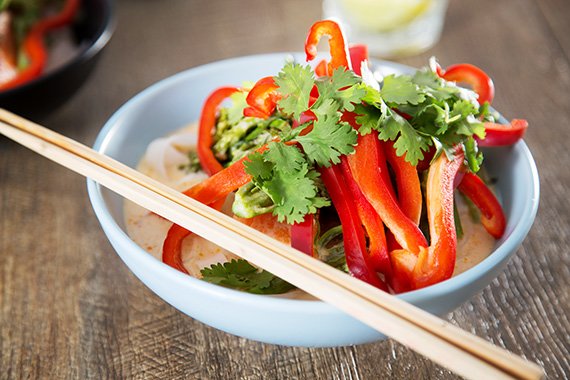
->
<box><xmin>1</xmin><ymin>0</ymin><xmax>569</xmax><ymax>378</ymax></box>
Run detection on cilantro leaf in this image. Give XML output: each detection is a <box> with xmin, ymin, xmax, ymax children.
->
<box><xmin>263</xmin><ymin>142</ymin><xmax>305</xmax><ymax>174</ymax></box>
<box><xmin>274</xmin><ymin>63</ymin><xmax>315</xmax><ymax>119</ymax></box>
<box><xmin>297</xmin><ymin>111</ymin><xmax>358</xmax><ymax>167</ymax></box>
<box><xmin>375</xmin><ymin>101</ymin><xmax>431</xmax><ymax>165</ymax></box>
<box><xmin>314</xmin><ymin>67</ymin><xmax>365</xmax><ymax>112</ymax></box>
<box><xmin>200</xmin><ymin>259</ymin><xmax>295</xmax><ymax>294</ymax></box>
<box><xmin>262</xmin><ymin>163</ymin><xmax>323</xmax><ymax>223</ymax></box>
<box><xmin>464</xmin><ymin>136</ymin><xmax>483</xmax><ymax>172</ymax></box>
<box><xmin>243</xmin><ymin>144</ymin><xmax>330</xmax><ymax>224</ymax></box>
<box><xmin>354</xmin><ymin>103</ymin><xmax>382</xmax><ymax>135</ymax></box>
<box><xmin>381</xmin><ymin>74</ymin><xmax>425</xmax><ymax>105</ymax></box>
<box><xmin>412</xmin><ymin>69</ymin><xmax>459</xmax><ymax>100</ymax></box>
<box><xmin>243</xmin><ymin>152</ymin><xmax>273</xmax><ymax>181</ymax></box>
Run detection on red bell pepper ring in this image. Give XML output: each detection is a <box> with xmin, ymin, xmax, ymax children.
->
<box><xmin>243</xmin><ymin>76</ymin><xmax>281</xmax><ymax>119</ymax></box>
<box><xmin>198</xmin><ymin>87</ymin><xmax>240</xmax><ymax>176</ymax></box>
<box><xmin>339</xmin><ymin>157</ymin><xmax>391</xmax><ymax>275</ymax></box>
<box><xmin>0</xmin><ymin>0</ymin><xmax>80</xmax><ymax>91</ymax></box>
<box><xmin>320</xmin><ymin>165</ymin><xmax>388</xmax><ymax>291</ymax></box>
<box><xmin>458</xmin><ymin>172</ymin><xmax>506</xmax><ymax>239</ymax></box>
<box><xmin>383</xmin><ymin>141</ymin><xmax>422</xmax><ymax>225</ymax></box>
<box><xmin>478</xmin><ymin>119</ymin><xmax>528</xmax><ymax>147</ymax></box>
<box><xmin>291</xmin><ymin>214</ymin><xmax>315</xmax><ymax>257</ymax></box>
<box><xmin>391</xmin><ymin>150</ymin><xmax>465</xmax><ymax>290</ymax></box>
<box><xmin>437</xmin><ymin>63</ymin><xmax>495</xmax><ymax>105</ymax></box>
<box><xmin>348</xmin><ymin>132</ymin><xmax>428</xmax><ymax>255</ymax></box>
<box><xmin>305</xmin><ymin>20</ymin><xmax>351</xmax><ymax>72</ymax></box>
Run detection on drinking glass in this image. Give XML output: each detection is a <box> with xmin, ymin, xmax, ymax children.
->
<box><xmin>323</xmin><ymin>0</ymin><xmax>449</xmax><ymax>58</ymax></box>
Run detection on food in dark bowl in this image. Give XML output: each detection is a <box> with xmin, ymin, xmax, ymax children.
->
<box><xmin>0</xmin><ymin>0</ymin><xmax>114</xmax><ymax>119</ymax></box>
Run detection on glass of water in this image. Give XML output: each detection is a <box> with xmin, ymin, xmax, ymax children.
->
<box><xmin>323</xmin><ymin>0</ymin><xmax>449</xmax><ymax>58</ymax></box>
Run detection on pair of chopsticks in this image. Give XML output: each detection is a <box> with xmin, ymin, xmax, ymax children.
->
<box><xmin>0</xmin><ymin>109</ymin><xmax>544</xmax><ymax>380</ymax></box>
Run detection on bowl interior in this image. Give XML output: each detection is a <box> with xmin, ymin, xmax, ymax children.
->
<box><xmin>87</xmin><ymin>54</ymin><xmax>539</xmax><ymax>346</ymax></box>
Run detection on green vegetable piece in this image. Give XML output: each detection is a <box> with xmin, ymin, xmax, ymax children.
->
<box><xmin>297</xmin><ymin>104</ymin><xmax>358</xmax><ymax>167</ymax></box>
<box><xmin>453</xmin><ymin>199</ymin><xmax>464</xmax><ymax>239</ymax></box>
<box><xmin>232</xmin><ymin>182</ymin><xmax>274</xmax><ymax>218</ymax></box>
<box><xmin>227</xmin><ymin>91</ymin><xmax>249</xmax><ymax>125</ymax></box>
<box><xmin>177</xmin><ymin>150</ymin><xmax>202</xmax><ymax>173</ymax></box>
<box><xmin>381</xmin><ymin>74</ymin><xmax>425</xmax><ymax>105</ymax></box>
<box><xmin>200</xmin><ymin>259</ymin><xmax>295</xmax><ymax>294</ymax></box>
<box><xmin>274</xmin><ymin>63</ymin><xmax>315</xmax><ymax>119</ymax></box>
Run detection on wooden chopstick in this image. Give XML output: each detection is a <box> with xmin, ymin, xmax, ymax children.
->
<box><xmin>0</xmin><ymin>109</ymin><xmax>544</xmax><ymax>380</ymax></box>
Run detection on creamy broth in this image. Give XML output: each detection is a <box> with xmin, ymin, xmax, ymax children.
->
<box><xmin>124</xmin><ymin>124</ymin><xmax>496</xmax><ymax>296</ymax></box>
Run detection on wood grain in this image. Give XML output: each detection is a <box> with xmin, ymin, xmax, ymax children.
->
<box><xmin>1</xmin><ymin>0</ymin><xmax>569</xmax><ymax>379</ymax></box>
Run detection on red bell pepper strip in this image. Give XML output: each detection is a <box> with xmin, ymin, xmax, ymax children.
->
<box><xmin>437</xmin><ymin>63</ymin><xmax>495</xmax><ymax>105</ymax></box>
<box><xmin>339</xmin><ymin>157</ymin><xmax>391</xmax><ymax>275</ymax></box>
<box><xmin>314</xmin><ymin>44</ymin><xmax>368</xmax><ymax>77</ymax></box>
<box><xmin>0</xmin><ymin>0</ymin><xmax>80</xmax><ymax>91</ymax></box>
<box><xmin>198</xmin><ymin>87</ymin><xmax>240</xmax><ymax>176</ymax></box>
<box><xmin>320</xmin><ymin>165</ymin><xmax>388</xmax><ymax>290</ymax></box>
<box><xmin>243</xmin><ymin>76</ymin><xmax>281</xmax><ymax>119</ymax></box>
<box><xmin>163</xmin><ymin>224</ymin><xmax>192</xmax><ymax>274</ymax></box>
<box><xmin>478</xmin><ymin>119</ymin><xmax>528</xmax><ymax>147</ymax></box>
<box><xmin>291</xmin><ymin>214</ymin><xmax>315</xmax><ymax>257</ymax></box>
<box><xmin>306</xmin><ymin>19</ymin><xmax>390</xmax><ymax>289</ymax></box>
<box><xmin>163</xmin><ymin>152</ymin><xmax>257</xmax><ymax>271</ymax></box>
<box><xmin>457</xmin><ymin>172</ymin><xmax>506</xmax><ymax>238</ymax></box>
<box><xmin>348</xmin><ymin>132</ymin><xmax>428</xmax><ymax>255</ymax></box>
<box><xmin>416</xmin><ymin>145</ymin><xmax>436</xmax><ymax>172</ymax></box>
<box><xmin>342</xmin><ymin>113</ymin><xmax>396</xmax><ymax>200</ymax></box>
<box><xmin>348</xmin><ymin>44</ymin><xmax>368</xmax><ymax>76</ymax></box>
<box><xmin>315</xmin><ymin>59</ymin><xmax>328</xmax><ymax>77</ymax></box>
<box><xmin>383</xmin><ymin>141</ymin><xmax>422</xmax><ymax>225</ymax></box>
<box><xmin>305</xmin><ymin>20</ymin><xmax>351</xmax><ymax>72</ymax></box>
<box><xmin>391</xmin><ymin>149</ymin><xmax>465</xmax><ymax>290</ymax></box>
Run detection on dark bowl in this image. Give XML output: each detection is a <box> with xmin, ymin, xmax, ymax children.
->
<box><xmin>0</xmin><ymin>0</ymin><xmax>115</xmax><ymax>120</ymax></box>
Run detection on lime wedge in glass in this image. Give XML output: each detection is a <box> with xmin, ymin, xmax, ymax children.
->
<box><xmin>340</xmin><ymin>0</ymin><xmax>433</xmax><ymax>32</ymax></box>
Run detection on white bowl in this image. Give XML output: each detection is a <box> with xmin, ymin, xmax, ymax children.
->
<box><xmin>87</xmin><ymin>53</ymin><xmax>539</xmax><ymax>347</ymax></box>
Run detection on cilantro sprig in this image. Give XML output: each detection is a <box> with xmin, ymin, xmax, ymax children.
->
<box><xmin>355</xmin><ymin>68</ymin><xmax>488</xmax><ymax>170</ymax></box>
<box><xmin>200</xmin><ymin>259</ymin><xmax>295</xmax><ymax>294</ymax></box>
<box><xmin>216</xmin><ymin>60</ymin><xmax>490</xmax><ymax>225</ymax></box>
<box><xmin>244</xmin><ymin>143</ymin><xmax>329</xmax><ymax>224</ymax></box>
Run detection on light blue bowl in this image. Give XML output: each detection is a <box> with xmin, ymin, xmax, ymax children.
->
<box><xmin>87</xmin><ymin>54</ymin><xmax>540</xmax><ymax>347</ymax></box>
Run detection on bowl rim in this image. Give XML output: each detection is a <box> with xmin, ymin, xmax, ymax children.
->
<box><xmin>0</xmin><ymin>0</ymin><xmax>116</xmax><ymax>96</ymax></box>
<box><xmin>87</xmin><ymin>52</ymin><xmax>540</xmax><ymax>315</ymax></box>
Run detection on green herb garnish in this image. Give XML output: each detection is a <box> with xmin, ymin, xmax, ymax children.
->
<box><xmin>200</xmin><ymin>259</ymin><xmax>295</xmax><ymax>294</ymax></box>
